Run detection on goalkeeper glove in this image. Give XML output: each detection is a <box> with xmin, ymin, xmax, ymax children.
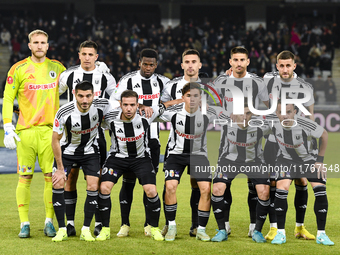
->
<box><xmin>4</xmin><ymin>123</ymin><xmax>20</xmax><ymax>150</ymax></box>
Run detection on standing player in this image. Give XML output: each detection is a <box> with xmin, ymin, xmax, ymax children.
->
<box><xmin>270</xmin><ymin>100</ymin><xmax>333</xmax><ymax>246</ymax></box>
<box><xmin>161</xmin><ymin>49</ymin><xmax>207</xmax><ymax>237</ymax></box>
<box><xmin>58</xmin><ymin>40</ymin><xmax>116</xmax><ymax>237</ymax></box>
<box><xmin>96</xmin><ymin>90</ymin><xmax>176</xmax><ymax>241</ymax></box>
<box><xmin>161</xmin><ymin>82</ymin><xmax>218</xmax><ymax>242</ymax></box>
<box><xmin>51</xmin><ymin>81</ymin><xmax>112</xmax><ymax>242</ymax></box>
<box><xmin>263</xmin><ymin>50</ymin><xmax>315</xmax><ymax>241</ymax></box>
<box><xmin>2</xmin><ymin>29</ymin><xmax>66</xmax><ymax>238</ymax></box>
<box><xmin>212</xmin><ymin>46</ymin><xmax>269</xmax><ymax>237</ymax></box>
<box><xmin>111</xmin><ymin>48</ymin><xmax>170</xmax><ymax>237</ymax></box>
<box><xmin>211</xmin><ymin>103</ymin><xmax>272</xmax><ymax>242</ymax></box>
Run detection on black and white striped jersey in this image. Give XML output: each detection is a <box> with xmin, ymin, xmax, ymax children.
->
<box><xmin>53</xmin><ymin>98</ymin><xmax>112</xmax><ymax>156</ymax></box>
<box><xmin>264</xmin><ymin>71</ymin><xmax>314</xmax><ymax>143</ymax></box>
<box><xmin>212</xmin><ymin>72</ymin><xmax>269</xmax><ymax>113</ymax></box>
<box><xmin>103</xmin><ymin>105</ymin><xmax>166</xmax><ymax>158</ymax></box>
<box><xmin>218</xmin><ymin>116</ymin><xmax>271</xmax><ymax>163</ymax></box>
<box><xmin>264</xmin><ymin>71</ymin><xmax>314</xmax><ymax>109</ymax></box>
<box><xmin>112</xmin><ymin>70</ymin><xmax>170</xmax><ymax>140</ymax></box>
<box><xmin>158</xmin><ymin>104</ymin><xmax>218</xmax><ymax>157</ymax></box>
<box><xmin>59</xmin><ymin>65</ymin><xmax>116</xmax><ymax>101</ymax></box>
<box><xmin>270</xmin><ymin>115</ymin><xmax>324</xmax><ymax>162</ymax></box>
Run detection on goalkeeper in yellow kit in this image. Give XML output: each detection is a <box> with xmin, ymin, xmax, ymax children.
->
<box><xmin>2</xmin><ymin>29</ymin><xmax>66</xmax><ymax>238</ymax></box>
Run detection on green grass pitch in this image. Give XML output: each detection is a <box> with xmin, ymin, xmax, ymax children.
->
<box><xmin>0</xmin><ymin>129</ymin><xmax>339</xmax><ymax>254</ymax></box>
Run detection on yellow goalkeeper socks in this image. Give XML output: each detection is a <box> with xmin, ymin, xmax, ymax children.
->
<box><xmin>16</xmin><ymin>177</ymin><xmax>32</xmax><ymax>223</ymax></box>
<box><xmin>44</xmin><ymin>176</ymin><xmax>55</xmax><ymax>219</ymax></box>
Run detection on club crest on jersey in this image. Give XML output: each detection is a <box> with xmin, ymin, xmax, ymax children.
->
<box><xmin>153</xmin><ymin>82</ymin><xmax>157</xmax><ymax>87</ymax></box>
<box><xmin>136</xmin><ymin>124</ymin><xmax>141</xmax><ymax>129</ymax></box>
<box><xmin>251</xmin><ymin>133</ymin><xmax>255</xmax><ymax>137</ymax></box>
<box><xmin>197</xmin><ymin>122</ymin><xmax>202</xmax><ymax>127</ymax></box>
<box><xmin>296</xmin><ymin>135</ymin><xmax>301</xmax><ymax>140</ymax></box>
<box><xmin>49</xmin><ymin>71</ymin><xmax>56</xmax><ymax>79</ymax></box>
<box><xmin>95</xmin><ymin>80</ymin><xmax>99</xmax><ymax>84</ymax></box>
<box><xmin>93</xmin><ymin>116</ymin><xmax>97</xmax><ymax>121</ymax></box>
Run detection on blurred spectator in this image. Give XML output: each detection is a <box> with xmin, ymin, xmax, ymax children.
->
<box><xmin>1</xmin><ymin>28</ymin><xmax>11</xmax><ymax>46</ymax></box>
<box><xmin>324</xmin><ymin>75</ymin><xmax>337</xmax><ymax>103</ymax></box>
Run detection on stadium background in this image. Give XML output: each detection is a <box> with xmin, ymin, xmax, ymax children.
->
<box><xmin>0</xmin><ymin>1</ymin><xmax>339</xmax><ymax>253</ymax></box>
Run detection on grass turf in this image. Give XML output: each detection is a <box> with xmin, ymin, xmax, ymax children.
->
<box><xmin>0</xmin><ymin>130</ymin><xmax>339</xmax><ymax>254</ymax></box>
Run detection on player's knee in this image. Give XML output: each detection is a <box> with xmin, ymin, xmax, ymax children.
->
<box><xmin>257</xmin><ymin>187</ymin><xmax>269</xmax><ymax>200</ymax></box>
<box><xmin>199</xmin><ymin>184</ymin><xmax>211</xmax><ymax>198</ymax></box>
<box><xmin>165</xmin><ymin>181</ymin><xmax>178</xmax><ymax>195</ymax></box>
<box><xmin>100</xmin><ymin>183</ymin><xmax>112</xmax><ymax>194</ymax></box>
<box><xmin>19</xmin><ymin>174</ymin><xmax>33</xmax><ymax>180</ymax></box>
<box><xmin>212</xmin><ymin>183</ymin><xmax>225</xmax><ymax>196</ymax></box>
<box><xmin>144</xmin><ymin>185</ymin><xmax>157</xmax><ymax>198</ymax></box>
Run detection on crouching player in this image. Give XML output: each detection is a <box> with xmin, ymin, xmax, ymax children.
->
<box><xmin>270</xmin><ymin>100</ymin><xmax>333</xmax><ymax>245</ymax></box>
<box><xmin>96</xmin><ymin>90</ymin><xmax>178</xmax><ymax>241</ymax></box>
<box><xmin>211</xmin><ymin>102</ymin><xmax>272</xmax><ymax>242</ymax></box>
<box><xmin>51</xmin><ymin>81</ymin><xmax>112</xmax><ymax>242</ymax></box>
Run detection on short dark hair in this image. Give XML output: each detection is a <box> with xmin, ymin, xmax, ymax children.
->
<box><xmin>79</xmin><ymin>40</ymin><xmax>98</xmax><ymax>52</ymax></box>
<box><xmin>75</xmin><ymin>80</ymin><xmax>93</xmax><ymax>93</ymax></box>
<box><xmin>277</xmin><ymin>98</ymin><xmax>297</xmax><ymax>111</ymax></box>
<box><xmin>140</xmin><ymin>48</ymin><xmax>158</xmax><ymax>61</ymax></box>
<box><xmin>182</xmin><ymin>82</ymin><xmax>202</xmax><ymax>96</ymax></box>
<box><xmin>230</xmin><ymin>46</ymin><xmax>249</xmax><ymax>57</ymax></box>
<box><xmin>182</xmin><ymin>49</ymin><xmax>200</xmax><ymax>61</ymax></box>
<box><xmin>277</xmin><ymin>50</ymin><xmax>295</xmax><ymax>62</ymax></box>
<box><xmin>121</xmin><ymin>90</ymin><xmax>138</xmax><ymax>102</ymax></box>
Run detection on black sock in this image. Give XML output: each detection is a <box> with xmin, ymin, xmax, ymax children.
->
<box><xmin>212</xmin><ymin>194</ymin><xmax>225</xmax><ymax>230</ymax></box>
<box><xmin>295</xmin><ymin>184</ymin><xmax>308</xmax><ymax>224</ymax></box>
<box><xmin>224</xmin><ymin>183</ymin><xmax>232</xmax><ymax>222</ymax></box>
<box><xmin>147</xmin><ymin>194</ymin><xmax>161</xmax><ymax>227</ymax></box>
<box><xmin>248</xmin><ymin>181</ymin><xmax>257</xmax><ymax>224</ymax></box>
<box><xmin>53</xmin><ymin>188</ymin><xmax>66</xmax><ymax>228</ymax></box>
<box><xmin>275</xmin><ymin>189</ymin><xmax>289</xmax><ymax>229</ymax></box>
<box><xmin>94</xmin><ymin>205</ymin><xmax>102</xmax><ymax>224</ymax></box>
<box><xmin>98</xmin><ymin>193</ymin><xmax>111</xmax><ymax>227</ymax></box>
<box><xmin>198</xmin><ymin>209</ymin><xmax>210</xmax><ymax>228</ymax></box>
<box><xmin>255</xmin><ymin>198</ymin><xmax>270</xmax><ymax>232</ymax></box>
<box><xmin>164</xmin><ymin>203</ymin><xmax>177</xmax><ymax>222</ymax></box>
<box><xmin>83</xmin><ymin>190</ymin><xmax>98</xmax><ymax>227</ymax></box>
<box><xmin>268</xmin><ymin>186</ymin><xmax>277</xmax><ymax>224</ymax></box>
<box><xmin>162</xmin><ymin>184</ymin><xmax>168</xmax><ymax>225</ymax></box>
<box><xmin>313</xmin><ymin>185</ymin><xmax>328</xmax><ymax>231</ymax></box>
<box><xmin>64</xmin><ymin>190</ymin><xmax>77</xmax><ymax>222</ymax></box>
<box><xmin>119</xmin><ymin>178</ymin><xmax>136</xmax><ymax>226</ymax></box>
<box><xmin>190</xmin><ymin>188</ymin><xmax>200</xmax><ymax>228</ymax></box>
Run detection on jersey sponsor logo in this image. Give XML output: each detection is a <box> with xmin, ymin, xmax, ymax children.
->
<box><xmin>49</xmin><ymin>71</ymin><xmax>56</xmax><ymax>79</ymax></box>
<box><xmin>134</xmin><ymin>83</ymin><xmax>141</xmax><ymax>88</ymax></box>
<box><xmin>117</xmin><ymin>132</ymin><xmax>145</xmax><ymax>142</ymax></box>
<box><xmin>7</xmin><ymin>76</ymin><xmax>13</xmax><ymax>84</ymax></box>
<box><xmin>175</xmin><ymin>129</ymin><xmax>202</xmax><ymax>139</ymax></box>
<box><xmin>224</xmin><ymin>96</ymin><xmax>233</xmax><ymax>102</ymax></box>
<box><xmin>55</xmin><ymin>119</ymin><xmax>60</xmax><ymax>127</ymax></box>
<box><xmin>276</xmin><ymin>137</ymin><xmax>303</xmax><ymax>149</ymax></box>
<box><xmin>27</xmin><ymin>74</ymin><xmax>35</xmax><ymax>79</ymax></box>
<box><xmin>177</xmin><ymin>120</ymin><xmax>184</xmax><ymax>126</ymax></box>
<box><xmin>227</xmin><ymin>138</ymin><xmax>256</xmax><ymax>147</ymax></box>
<box><xmin>117</xmin><ymin>128</ymin><xmax>123</xmax><ymax>133</ymax></box>
<box><xmin>70</xmin><ymin>122</ymin><xmax>99</xmax><ymax>134</ymax></box>
<box><xmin>28</xmin><ymin>82</ymin><xmax>56</xmax><ymax>90</ymax></box>
<box><xmin>138</xmin><ymin>92</ymin><xmax>160</xmax><ymax>100</ymax></box>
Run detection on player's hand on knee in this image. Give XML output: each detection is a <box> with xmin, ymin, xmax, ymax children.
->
<box><xmin>52</xmin><ymin>168</ymin><xmax>67</xmax><ymax>186</ymax></box>
<box><xmin>3</xmin><ymin>123</ymin><xmax>20</xmax><ymax>150</ymax></box>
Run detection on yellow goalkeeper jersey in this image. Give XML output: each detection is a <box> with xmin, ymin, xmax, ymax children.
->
<box><xmin>2</xmin><ymin>56</ymin><xmax>66</xmax><ymax>131</ymax></box>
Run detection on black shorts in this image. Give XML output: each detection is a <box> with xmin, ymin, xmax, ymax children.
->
<box><xmin>53</xmin><ymin>154</ymin><xmax>100</xmax><ymax>178</ymax></box>
<box><xmin>163</xmin><ymin>154</ymin><xmax>212</xmax><ymax>183</ymax></box>
<box><xmin>213</xmin><ymin>158</ymin><xmax>270</xmax><ymax>185</ymax></box>
<box><xmin>275</xmin><ymin>158</ymin><xmax>326</xmax><ymax>184</ymax></box>
<box><xmin>101</xmin><ymin>155</ymin><xmax>156</xmax><ymax>185</ymax></box>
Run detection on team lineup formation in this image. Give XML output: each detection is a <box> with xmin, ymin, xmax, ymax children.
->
<box><xmin>1</xmin><ymin>29</ymin><xmax>334</xmax><ymax>245</ymax></box>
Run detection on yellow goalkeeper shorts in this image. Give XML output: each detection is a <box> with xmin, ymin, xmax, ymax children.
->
<box><xmin>16</xmin><ymin>126</ymin><xmax>53</xmax><ymax>175</ymax></box>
